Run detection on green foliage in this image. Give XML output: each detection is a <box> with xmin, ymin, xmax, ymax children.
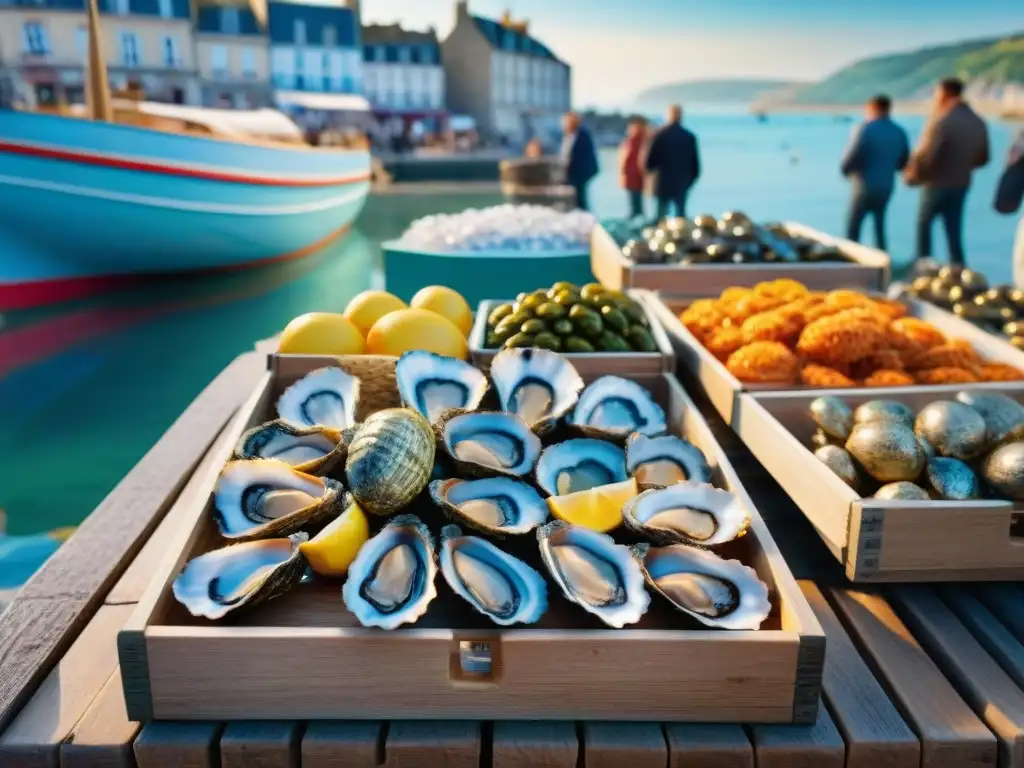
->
<box><xmin>634</xmin><ymin>79</ymin><xmax>800</xmax><ymax>107</ymax></box>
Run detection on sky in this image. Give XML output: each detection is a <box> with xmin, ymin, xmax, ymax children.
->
<box><xmin>361</xmin><ymin>0</ymin><xmax>1023</xmax><ymax>107</ymax></box>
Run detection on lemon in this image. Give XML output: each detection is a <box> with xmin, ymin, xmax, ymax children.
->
<box><xmin>278</xmin><ymin>312</ymin><xmax>366</xmax><ymax>355</ymax></box>
<box><xmin>546</xmin><ymin>478</ymin><xmax>638</xmax><ymax>533</ymax></box>
<box><xmin>344</xmin><ymin>291</ymin><xmax>408</xmax><ymax>337</ymax></box>
<box><xmin>366</xmin><ymin>308</ymin><xmax>469</xmax><ymax>359</ymax></box>
<box><xmin>410</xmin><ymin>286</ymin><xmax>474</xmax><ymax>337</ymax></box>
<box><xmin>298</xmin><ymin>501</ymin><xmax>370</xmax><ymax>577</ymax></box>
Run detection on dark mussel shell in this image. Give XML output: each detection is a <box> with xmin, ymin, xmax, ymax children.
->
<box><xmin>958</xmin><ymin>268</ymin><xmax>988</xmax><ymax>294</ymax></box>
<box><xmin>937</xmin><ymin>264</ymin><xmax>964</xmax><ymax>284</ymax></box>
<box><xmin>706</xmin><ymin>243</ymin><xmax>738</xmax><ymax>263</ymax></box>
<box><xmin>929</xmin><ymin>278</ymin><xmax>954</xmax><ymax>307</ymax></box>
<box><xmin>910</xmin><ymin>275</ymin><xmax>935</xmax><ymax>299</ymax></box>
<box><xmin>622</xmin><ymin>239</ymin><xmax>659</xmax><ymax>264</ymax></box>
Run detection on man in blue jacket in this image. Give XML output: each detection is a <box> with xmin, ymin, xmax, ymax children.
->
<box><xmin>560</xmin><ymin>112</ymin><xmax>599</xmax><ymax>211</ymax></box>
<box><xmin>840</xmin><ymin>94</ymin><xmax>910</xmax><ymax>252</ymax></box>
<box><xmin>645</xmin><ymin>104</ymin><xmax>700</xmax><ymax>220</ymax></box>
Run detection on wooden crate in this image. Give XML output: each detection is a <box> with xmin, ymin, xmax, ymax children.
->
<box><xmin>646</xmin><ymin>293</ymin><xmax>1024</xmax><ymax>425</ymax></box>
<box><xmin>591</xmin><ymin>221</ymin><xmax>891</xmax><ymax>296</ymax></box>
<box><xmin>469</xmin><ymin>290</ymin><xmax>676</xmax><ymax>376</ymax></box>
<box><xmin>119</xmin><ymin>355</ymin><xmax>824</xmax><ymax>724</ymax></box>
<box><xmin>734</xmin><ymin>384</ymin><xmax>1024</xmax><ymax>583</ymax></box>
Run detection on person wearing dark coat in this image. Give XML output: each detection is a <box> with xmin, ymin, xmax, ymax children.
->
<box><xmin>560</xmin><ymin>112</ymin><xmax>599</xmax><ymax>211</ymax></box>
<box><xmin>997</xmin><ymin>130</ymin><xmax>1024</xmax><ymax>286</ymax></box>
<box><xmin>645</xmin><ymin>105</ymin><xmax>700</xmax><ymax>220</ymax></box>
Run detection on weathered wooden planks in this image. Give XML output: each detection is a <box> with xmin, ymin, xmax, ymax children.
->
<box><xmin>491</xmin><ymin>721</ymin><xmax>577</xmax><ymax>768</ymax></box>
<box><xmin>664</xmin><ymin>724</ymin><xmax>752</xmax><ymax>768</ymax></box>
<box><xmin>134</xmin><ymin>722</ymin><xmax>222</xmax><ymax>768</ymax></box>
<box><xmin>220</xmin><ymin>721</ymin><xmax>302</xmax><ymax>768</ymax></box>
<box><xmin>381</xmin><ymin>721</ymin><xmax>480</xmax><ymax>768</ymax></box>
<box><xmin>300</xmin><ymin>721</ymin><xmax>382</xmax><ymax>768</ymax></box>
<box><xmin>581</xmin><ymin>723</ymin><xmax>668</xmax><ymax>768</ymax></box>
<box><xmin>62</xmin><ymin>669</ymin><xmax>141</xmax><ymax>768</ymax></box>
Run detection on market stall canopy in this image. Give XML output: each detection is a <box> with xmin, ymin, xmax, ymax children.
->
<box><xmin>274</xmin><ymin>91</ymin><xmax>371</xmax><ymax>112</ymax></box>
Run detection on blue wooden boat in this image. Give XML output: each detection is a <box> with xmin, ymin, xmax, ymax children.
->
<box><xmin>0</xmin><ymin>106</ymin><xmax>371</xmax><ymax>310</ymax></box>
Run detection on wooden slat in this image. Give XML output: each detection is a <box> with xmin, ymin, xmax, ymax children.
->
<box><xmin>0</xmin><ymin>604</ymin><xmax>133</xmax><ymax>768</ymax></box>
<box><xmin>220</xmin><ymin>722</ymin><xmax>300</xmax><ymax>768</ymax></box>
<box><xmin>0</xmin><ymin>352</ymin><xmax>261</xmax><ymax>732</ymax></box>
<box><xmin>890</xmin><ymin>585</ymin><xmax>1024</xmax><ymax>767</ymax></box>
<box><xmin>829</xmin><ymin>588</ymin><xmax>996</xmax><ymax>768</ymax></box>
<box><xmin>941</xmin><ymin>585</ymin><xmax>1024</xmax><ymax>690</ymax></box>
<box><xmin>973</xmin><ymin>584</ymin><xmax>1024</xmax><ymax>642</ymax></box>
<box><xmin>61</xmin><ymin>669</ymin><xmax>139</xmax><ymax>768</ymax></box>
<box><xmin>799</xmin><ymin>582</ymin><xmax>919</xmax><ymax>767</ymax></box>
<box><xmin>663</xmin><ymin>724</ymin><xmax>752</xmax><ymax>768</ymax></box>
<box><xmin>301</xmin><ymin>721</ymin><xmax>382</xmax><ymax>768</ymax></box>
<box><xmin>133</xmin><ymin>722</ymin><xmax>222</xmax><ymax>768</ymax></box>
<box><xmin>749</xmin><ymin>701</ymin><xmax>845</xmax><ymax>768</ymax></box>
<box><xmin>382</xmin><ymin>721</ymin><xmax>480</xmax><ymax>768</ymax></box>
<box><xmin>582</xmin><ymin>722</ymin><xmax>668</xmax><ymax>768</ymax></box>
<box><xmin>492</xmin><ymin>721</ymin><xmax>577</xmax><ymax>768</ymax></box>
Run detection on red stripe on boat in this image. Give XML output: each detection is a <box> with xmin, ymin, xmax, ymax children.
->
<box><xmin>0</xmin><ymin>140</ymin><xmax>371</xmax><ymax>187</ymax></box>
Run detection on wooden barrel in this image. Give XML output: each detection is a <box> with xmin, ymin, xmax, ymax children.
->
<box><xmin>499</xmin><ymin>157</ymin><xmax>565</xmax><ymax>187</ymax></box>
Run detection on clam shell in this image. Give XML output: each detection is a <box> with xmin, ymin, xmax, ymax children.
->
<box><xmin>853</xmin><ymin>400</ymin><xmax>915</xmax><ymax>427</ymax></box>
<box><xmin>846</xmin><ymin>421</ymin><xmax>925</xmax><ymax>483</ymax></box>
<box><xmin>873</xmin><ymin>482</ymin><xmax>930</xmax><ymax>500</ymax></box>
<box><xmin>925</xmin><ymin>457</ymin><xmax>980</xmax><ymax>501</ymax></box>
<box><xmin>810</xmin><ymin>396</ymin><xmax>853</xmax><ymax>440</ymax></box>
<box><xmin>955</xmin><ymin>391</ymin><xmax>1024</xmax><ymax>448</ymax></box>
<box><xmin>983</xmin><ymin>441</ymin><xmax>1024</xmax><ymax>500</ymax></box>
<box><xmin>914</xmin><ymin>401</ymin><xmax>987</xmax><ymax>461</ymax></box>
<box><xmin>814</xmin><ymin>445</ymin><xmax>859</xmax><ymax>490</ymax></box>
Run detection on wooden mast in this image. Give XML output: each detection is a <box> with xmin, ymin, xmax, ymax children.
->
<box><xmin>84</xmin><ymin>0</ymin><xmax>112</xmax><ymax>121</ymax></box>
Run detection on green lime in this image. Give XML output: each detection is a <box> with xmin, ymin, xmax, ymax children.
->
<box><xmin>564</xmin><ymin>336</ymin><xmax>596</xmax><ymax>353</ymax></box>
<box><xmin>553</xmin><ymin>290</ymin><xmax>581</xmax><ymax>307</ymax></box>
<box><xmin>494</xmin><ymin>316</ymin><xmax>523</xmax><ymax>339</ymax></box>
<box><xmin>520</xmin><ymin>318</ymin><xmax>547</xmax><ymax>335</ymax></box>
<box><xmin>569</xmin><ymin>305</ymin><xmax>603</xmax><ymax>339</ymax></box>
<box><xmin>624</xmin><ymin>326</ymin><xmax>657</xmax><ymax>352</ymax></box>
<box><xmin>487</xmin><ymin>303</ymin><xmax>515</xmax><ymax>327</ymax></box>
<box><xmin>535</xmin><ymin>302</ymin><xmax>567</xmax><ymax>321</ymax></box>
<box><xmin>515</xmin><ymin>292</ymin><xmax>529</xmax><ymax>303</ymax></box>
<box><xmin>622</xmin><ymin>302</ymin><xmax>648</xmax><ymax>325</ymax></box>
<box><xmin>517</xmin><ymin>294</ymin><xmax>547</xmax><ymax>313</ymax></box>
<box><xmin>600</xmin><ymin>306</ymin><xmax>628</xmax><ymax>333</ymax></box>
<box><xmin>551</xmin><ymin>319</ymin><xmax>574</xmax><ymax>336</ymax></box>
<box><xmin>599</xmin><ymin>330</ymin><xmax>631</xmax><ymax>352</ymax></box>
<box><xmin>550</xmin><ymin>281</ymin><xmax>580</xmax><ymax>295</ymax></box>
<box><xmin>532</xmin><ymin>332</ymin><xmax>562</xmax><ymax>351</ymax></box>
<box><xmin>580</xmin><ymin>283</ymin><xmax>605</xmax><ymax>300</ymax></box>
<box><xmin>504</xmin><ymin>310</ymin><xmax>533</xmax><ymax>327</ymax></box>
<box><xmin>505</xmin><ymin>332</ymin><xmax>536</xmax><ymax>348</ymax></box>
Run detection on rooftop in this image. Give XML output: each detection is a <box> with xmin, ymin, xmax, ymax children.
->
<box><xmin>472</xmin><ymin>13</ymin><xmax>563</xmax><ymax>62</ymax></box>
<box><xmin>363</xmin><ymin>23</ymin><xmax>439</xmax><ymax>46</ymax></box>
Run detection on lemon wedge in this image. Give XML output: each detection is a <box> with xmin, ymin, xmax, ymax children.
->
<box><xmin>546</xmin><ymin>478</ymin><xmax>638</xmax><ymax>533</ymax></box>
<box><xmin>299</xmin><ymin>501</ymin><xmax>370</xmax><ymax>577</ymax></box>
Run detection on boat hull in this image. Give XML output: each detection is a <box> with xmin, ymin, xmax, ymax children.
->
<box><xmin>0</xmin><ymin>111</ymin><xmax>371</xmax><ymax>310</ymax></box>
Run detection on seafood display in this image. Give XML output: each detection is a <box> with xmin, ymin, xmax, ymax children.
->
<box><xmin>482</xmin><ymin>282</ymin><xmax>658</xmax><ymax>353</ymax></box>
<box><xmin>173</xmin><ymin>349</ymin><xmax>772</xmax><ymax>632</ymax></box>
<box><xmin>808</xmin><ymin>392</ymin><xmax>1024</xmax><ymax>501</ymax></box>
<box><xmin>680</xmin><ymin>279</ymin><xmax>1024</xmax><ymax>386</ymax></box>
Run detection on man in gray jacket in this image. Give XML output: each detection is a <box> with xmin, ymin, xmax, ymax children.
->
<box><xmin>841</xmin><ymin>94</ymin><xmax>910</xmax><ymax>251</ymax></box>
<box><xmin>905</xmin><ymin>77</ymin><xmax>990</xmax><ymax>267</ymax></box>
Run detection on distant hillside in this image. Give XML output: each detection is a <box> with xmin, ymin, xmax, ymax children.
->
<box><xmin>634</xmin><ymin>78</ymin><xmax>800</xmax><ymax>107</ymax></box>
<box><xmin>793</xmin><ymin>33</ymin><xmax>1024</xmax><ymax>104</ymax></box>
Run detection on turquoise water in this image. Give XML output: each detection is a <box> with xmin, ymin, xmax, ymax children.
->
<box><xmin>0</xmin><ymin>111</ymin><xmax>1020</xmax><ymax>542</ymax></box>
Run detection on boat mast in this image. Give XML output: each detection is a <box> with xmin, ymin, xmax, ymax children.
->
<box><xmin>85</xmin><ymin>0</ymin><xmax>112</xmax><ymax>121</ymax></box>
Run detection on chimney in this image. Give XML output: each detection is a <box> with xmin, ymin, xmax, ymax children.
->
<box><xmin>455</xmin><ymin>0</ymin><xmax>469</xmax><ymax>23</ymax></box>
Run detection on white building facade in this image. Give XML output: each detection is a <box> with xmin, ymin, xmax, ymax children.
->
<box><xmin>362</xmin><ymin>26</ymin><xmax>444</xmax><ymax>114</ymax></box>
<box><xmin>268</xmin><ymin>1</ymin><xmax>362</xmax><ymax>95</ymax></box>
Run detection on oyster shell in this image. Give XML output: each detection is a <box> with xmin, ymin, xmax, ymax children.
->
<box><xmin>814</xmin><ymin>445</ymin><xmax>859</xmax><ymax>490</ymax></box>
<box><xmin>437</xmin><ymin>410</ymin><xmax>542</xmax><ymax>479</ymax></box>
<box><xmin>925</xmin><ymin>457</ymin><xmax>979</xmax><ymax>500</ymax></box>
<box><xmin>172</xmin><ymin>534</ymin><xmax>307</xmax><ymax>620</ymax></box>
<box><xmin>632</xmin><ymin>543</ymin><xmax>771</xmax><ymax>630</ymax></box>
<box><xmin>234</xmin><ymin>419</ymin><xmax>350</xmax><ymax>476</ymax></box>
<box><xmin>342</xmin><ymin>514</ymin><xmax>437</xmax><ymax>629</ymax></box>
<box><xmin>537</xmin><ymin>520</ymin><xmax>650</xmax><ymax>628</ymax></box>
<box><xmin>854</xmin><ymin>400</ymin><xmax>914</xmax><ymax>427</ymax></box>
<box><xmin>845</xmin><ymin>421</ymin><xmax>925</xmax><ymax>483</ymax></box>
<box><xmin>983</xmin><ymin>441</ymin><xmax>1024</xmax><ymax>500</ymax></box>
<box><xmin>915</xmin><ymin>401</ymin><xmax>987</xmax><ymax>461</ymax></box>
<box><xmin>277</xmin><ymin>367</ymin><xmax>359</xmax><ymax>429</ymax></box>
<box><xmin>213</xmin><ymin>459</ymin><xmax>347</xmax><ymax>541</ymax></box>
<box><xmin>625</xmin><ymin>433</ymin><xmax>712</xmax><ymax>486</ymax></box>
<box><xmin>568</xmin><ymin>376</ymin><xmax>666</xmax><ymax>442</ymax></box>
<box><xmin>439</xmin><ymin>525</ymin><xmax>548</xmax><ymax>625</ymax></box>
<box><xmin>490</xmin><ymin>347</ymin><xmax>585</xmax><ymax>433</ymax></box>
<box><xmin>429</xmin><ymin>477</ymin><xmax>548</xmax><ymax>536</ymax></box>
<box><xmin>622</xmin><ymin>483</ymin><xmax>750</xmax><ymax>546</ymax></box>
<box><xmin>535</xmin><ymin>438</ymin><xmax>627</xmax><ymax>496</ymax></box>
<box><xmin>956</xmin><ymin>391</ymin><xmax>1024</xmax><ymax>447</ymax></box>
<box><xmin>396</xmin><ymin>351</ymin><xmax>488</xmax><ymax>425</ymax></box>
<box><xmin>809</xmin><ymin>396</ymin><xmax>853</xmax><ymax>441</ymax></box>
<box><xmin>873</xmin><ymin>482</ymin><xmax>930</xmax><ymax>500</ymax></box>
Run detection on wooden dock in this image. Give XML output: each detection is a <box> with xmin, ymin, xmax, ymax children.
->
<box><xmin>2</xmin><ymin>350</ymin><xmax>1024</xmax><ymax>766</ymax></box>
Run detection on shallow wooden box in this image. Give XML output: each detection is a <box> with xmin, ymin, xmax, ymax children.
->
<box><xmin>469</xmin><ymin>290</ymin><xmax>676</xmax><ymax>376</ymax></box>
<box><xmin>646</xmin><ymin>292</ymin><xmax>1024</xmax><ymax>426</ymax></box>
<box><xmin>734</xmin><ymin>384</ymin><xmax>1024</xmax><ymax>583</ymax></box>
<box><xmin>591</xmin><ymin>220</ymin><xmax>891</xmax><ymax>296</ymax></box>
<box><xmin>119</xmin><ymin>355</ymin><xmax>824</xmax><ymax>724</ymax></box>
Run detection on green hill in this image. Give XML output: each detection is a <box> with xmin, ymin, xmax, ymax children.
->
<box><xmin>634</xmin><ymin>78</ymin><xmax>800</xmax><ymax>107</ymax></box>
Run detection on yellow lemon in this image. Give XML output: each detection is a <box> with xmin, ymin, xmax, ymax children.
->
<box><xmin>343</xmin><ymin>290</ymin><xmax>408</xmax><ymax>337</ymax></box>
<box><xmin>278</xmin><ymin>312</ymin><xmax>366</xmax><ymax>355</ymax></box>
<box><xmin>298</xmin><ymin>501</ymin><xmax>370</xmax><ymax>577</ymax></box>
<box><xmin>410</xmin><ymin>286</ymin><xmax>474</xmax><ymax>337</ymax></box>
<box><xmin>546</xmin><ymin>478</ymin><xmax>638</xmax><ymax>533</ymax></box>
<box><xmin>366</xmin><ymin>308</ymin><xmax>469</xmax><ymax>359</ymax></box>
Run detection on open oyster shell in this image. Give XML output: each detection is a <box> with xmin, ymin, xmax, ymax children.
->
<box><xmin>535</xmin><ymin>438</ymin><xmax>627</xmax><ymax>497</ymax></box>
<box><xmin>625</xmin><ymin>433</ymin><xmax>711</xmax><ymax>486</ymax></box>
<box><xmin>234</xmin><ymin>419</ymin><xmax>354</xmax><ymax>477</ymax></box>
<box><xmin>490</xmin><ymin>347</ymin><xmax>585</xmax><ymax>434</ymax></box>
<box><xmin>568</xmin><ymin>376</ymin><xmax>666</xmax><ymax>442</ymax></box>
<box><xmin>277</xmin><ymin>367</ymin><xmax>360</xmax><ymax>429</ymax></box>
<box><xmin>436</xmin><ymin>410</ymin><xmax>542</xmax><ymax>479</ymax></box>
<box><xmin>622</xmin><ymin>483</ymin><xmax>750</xmax><ymax>547</ymax></box>
<box><xmin>429</xmin><ymin>477</ymin><xmax>548</xmax><ymax>536</ymax></box>
<box><xmin>396</xmin><ymin>351</ymin><xmax>489</xmax><ymax>425</ymax></box>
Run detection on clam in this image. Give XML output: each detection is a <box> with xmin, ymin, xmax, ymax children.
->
<box><xmin>873</xmin><ymin>482</ymin><xmax>930</xmax><ymax>500</ymax></box>
<box><xmin>535</xmin><ymin>439</ymin><xmax>627</xmax><ymax>496</ymax></box>
<box><xmin>345</xmin><ymin>408</ymin><xmax>435</xmax><ymax>516</ymax></box>
<box><xmin>809</xmin><ymin>396</ymin><xmax>853</xmax><ymax>441</ymax></box>
<box><xmin>439</xmin><ymin>525</ymin><xmax>548</xmax><ymax>625</ymax></box>
<box><xmin>632</xmin><ymin>543</ymin><xmax>771</xmax><ymax>630</ymax></box>
<box><xmin>537</xmin><ymin>520</ymin><xmax>650</xmax><ymax>628</ymax></box>
<box><xmin>429</xmin><ymin>477</ymin><xmax>548</xmax><ymax>536</ymax></box>
<box><xmin>846</xmin><ymin>421</ymin><xmax>925</xmax><ymax>483</ymax></box>
<box><xmin>489</xmin><ymin>347</ymin><xmax>584</xmax><ymax>434</ymax></box>
<box><xmin>277</xmin><ymin>367</ymin><xmax>359</xmax><ymax>429</ymax></box>
<box><xmin>625</xmin><ymin>433</ymin><xmax>712</xmax><ymax>486</ymax></box>
<box><xmin>622</xmin><ymin>482</ymin><xmax>750</xmax><ymax>546</ymax></box>
<box><xmin>853</xmin><ymin>400</ymin><xmax>914</xmax><ymax>427</ymax></box>
<box><xmin>955</xmin><ymin>391</ymin><xmax>1024</xmax><ymax>447</ymax></box>
<box><xmin>914</xmin><ymin>401</ymin><xmax>987</xmax><ymax>461</ymax></box>
<box><xmin>396</xmin><ymin>351</ymin><xmax>488</xmax><ymax>425</ymax></box>
<box><xmin>234</xmin><ymin>419</ymin><xmax>352</xmax><ymax>476</ymax></box>
<box><xmin>925</xmin><ymin>457</ymin><xmax>979</xmax><ymax>501</ymax></box>
<box><xmin>568</xmin><ymin>376</ymin><xmax>667</xmax><ymax>442</ymax></box>
<box><xmin>814</xmin><ymin>445</ymin><xmax>859</xmax><ymax>490</ymax></box>
<box><xmin>983</xmin><ymin>442</ymin><xmax>1024</xmax><ymax>500</ymax></box>
<box><xmin>172</xmin><ymin>534</ymin><xmax>307</xmax><ymax>619</ymax></box>
<box><xmin>437</xmin><ymin>410</ymin><xmax>542</xmax><ymax>479</ymax></box>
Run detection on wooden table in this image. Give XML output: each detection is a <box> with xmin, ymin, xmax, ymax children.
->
<box><xmin>2</xmin><ymin>351</ymin><xmax>1024</xmax><ymax>767</ymax></box>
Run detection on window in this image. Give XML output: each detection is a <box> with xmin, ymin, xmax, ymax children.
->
<box><xmin>322</xmin><ymin>23</ymin><xmax>336</xmax><ymax>48</ymax></box>
<box><xmin>221</xmin><ymin>8</ymin><xmax>239</xmax><ymax>34</ymax></box>
<box><xmin>375</xmin><ymin>44</ymin><xmax>385</xmax><ymax>62</ymax></box>
<box><xmin>157</xmin><ymin>0</ymin><xmax>171</xmax><ymax>18</ymax></box>
<box><xmin>75</xmin><ymin>25</ymin><xmax>87</xmax><ymax>61</ymax></box>
<box><xmin>271</xmin><ymin>48</ymin><xmax>294</xmax><ymax>88</ymax></box>
<box><xmin>241</xmin><ymin>47</ymin><xmax>256</xmax><ymax>78</ymax></box>
<box><xmin>120</xmin><ymin>31</ymin><xmax>140</xmax><ymax>66</ymax></box>
<box><xmin>397</xmin><ymin>46</ymin><xmax>410</xmax><ymax>64</ymax></box>
<box><xmin>113</xmin><ymin>0</ymin><xmax>128</xmax><ymax>14</ymax></box>
<box><xmin>161</xmin><ymin>36</ymin><xmax>179</xmax><ymax>67</ymax></box>
<box><xmin>22</xmin><ymin>21</ymin><xmax>48</xmax><ymax>55</ymax></box>
<box><xmin>293</xmin><ymin>19</ymin><xmax>306</xmax><ymax>46</ymax></box>
<box><xmin>210</xmin><ymin>44</ymin><xmax>227</xmax><ymax>77</ymax></box>
<box><xmin>422</xmin><ymin>45</ymin><xmax>435</xmax><ymax>65</ymax></box>
<box><xmin>329</xmin><ymin>51</ymin><xmax>343</xmax><ymax>89</ymax></box>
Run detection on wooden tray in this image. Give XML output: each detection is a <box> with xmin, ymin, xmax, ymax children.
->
<box><xmin>119</xmin><ymin>355</ymin><xmax>824</xmax><ymax>724</ymax></box>
<box><xmin>469</xmin><ymin>290</ymin><xmax>676</xmax><ymax>376</ymax></box>
<box><xmin>591</xmin><ymin>221</ymin><xmax>891</xmax><ymax>296</ymax></box>
<box><xmin>734</xmin><ymin>384</ymin><xmax>1024</xmax><ymax>583</ymax></box>
<box><xmin>646</xmin><ymin>293</ymin><xmax>1024</xmax><ymax>425</ymax></box>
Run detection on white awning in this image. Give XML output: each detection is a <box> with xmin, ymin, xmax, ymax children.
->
<box><xmin>274</xmin><ymin>91</ymin><xmax>371</xmax><ymax>112</ymax></box>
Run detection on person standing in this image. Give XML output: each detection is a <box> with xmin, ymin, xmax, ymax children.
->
<box><xmin>619</xmin><ymin>116</ymin><xmax>647</xmax><ymax>222</ymax></box>
<box><xmin>645</xmin><ymin>104</ymin><xmax>700</xmax><ymax>220</ymax></box>
<box><xmin>996</xmin><ymin>130</ymin><xmax>1024</xmax><ymax>286</ymax></box>
<box><xmin>904</xmin><ymin>78</ymin><xmax>990</xmax><ymax>267</ymax></box>
<box><xmin>840</xmin><ymin>94</ymin><xmax>909</xmax><ymax>251</ymax></box>
<box><xmin>560</xmin><ymin>112</ymin><xmax>599</xmax><ymax>211</ymax></box>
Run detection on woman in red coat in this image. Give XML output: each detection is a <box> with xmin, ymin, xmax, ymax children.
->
<box><xmin>620</xmin><ymin>116</ymin><xmax>647</xmax><ymax>222</ymax></box>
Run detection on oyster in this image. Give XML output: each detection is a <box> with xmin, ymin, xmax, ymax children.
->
<box><xmin>845</xmin><ymin>421</ymin><xmax>925</xmax><ymax>483</ymax></box>
<box><xmin>437</xmin><ymin>410</ymin><xmax>542</xmax><ymax>479</ymax></box>
<box><xmin>814</xmin><ymin>445</ymin><xmax>859</xmax><ymax>490</ymax></box>
<box><xmin>915</xmin><ymin>401</ymin><xmax>987</xmax><ymax>461</ymax></box>
<box><xmin>568</xmin><ymin>376</ymin><xmax>666</xmax><ymax>442</ymax></box>
<box><xmin>489</xmin><ymin>347</ymin><xmax>584</xmax><ymax>433</ymax></box>
<box><xmin>873</xmin><ymin>482</ymin><xmax>930</xmax><ymax>500</ymax></box>
<box><xmin>342</xmin><ymin>514</ymin><xmax>437</xmax><ymax>629</ymax></box>
<box><xmin>925</xmin><ymin>457</ymin><xmax>979</xmax><ymax>500</ymax></box>
<box><xmin>537</xmin><ymin>520</ymin><xmax>650</xmax><ymax>628</ymax></box>
<box><xmin>172</xmin><ymin>534</ymin><xmax>307</xmax><ymax>619</ymax></box>
<box><xmin>633</xmin><ymin>543</ymin><xmax>771</xmax><ymax>630</ymax></box>
<box><xmin>277</xmin><ymin>367</ymin><xmax>359</xmax><ymax>429</ymax></box>
<box><xmin>439</xmin><ymin>525</ymin><xmax>548</xmax><ymax>625</ymax></box>
<box><xmin>809</xmin><ymin>396</ymin><xmax>853</xmax><ymax>441</ymax></box>
<box><xmin>625</xmin><ymin>433</ymin><xmax>712</xmax><ymax>486</ymax></box>
<box><xmin>396</xmin><ymin>351</ymin><xmax>488</xmax><ymax>425</ymax></box>
<box><xmin>429</xmin><ymin>477</ymin><xmax>547</xmax><ymax>536</ymax></box>
<box><xmin>956</xmin><ymin>391</ymin><xmax>1024</xmax><ymax>447</ymax></box>
<box><xmin>535</xmin><ymin>439</ymin><xmax>627</xmax><ymax>496</ymax></box>
<box><xmin>346</xmin><ymin>409</ymin><xmax>436</xmax><ymax>516</ymax></box>
<box><xmin>213</xmin><ymin>459</ymin><xmax>347</xmax><ymax>541</ymax></box>
<box><xmin>853</xmin><ymin>400</ymin><xmax>914</xmax><ymax>427</ymax></box>
<box><xmin>983</xmin><ymin>442</ymin><xmax>1024</xmax><ymax>500</ymax></box>
<box><xmin>234</xmin><ymin>419</ymin><xmax>350</xmax><ymax>476</ymax></box>
<box><xmin>622</xmin><ymin>483</ymin><xmax>750</xmax><ymax>546</ymax></box>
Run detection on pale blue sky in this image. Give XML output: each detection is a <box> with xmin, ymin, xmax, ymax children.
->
<box><xmin>361</xmin><ymin>0</ymin><xmax>1023</xmax><ymax>106</ymax></box>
